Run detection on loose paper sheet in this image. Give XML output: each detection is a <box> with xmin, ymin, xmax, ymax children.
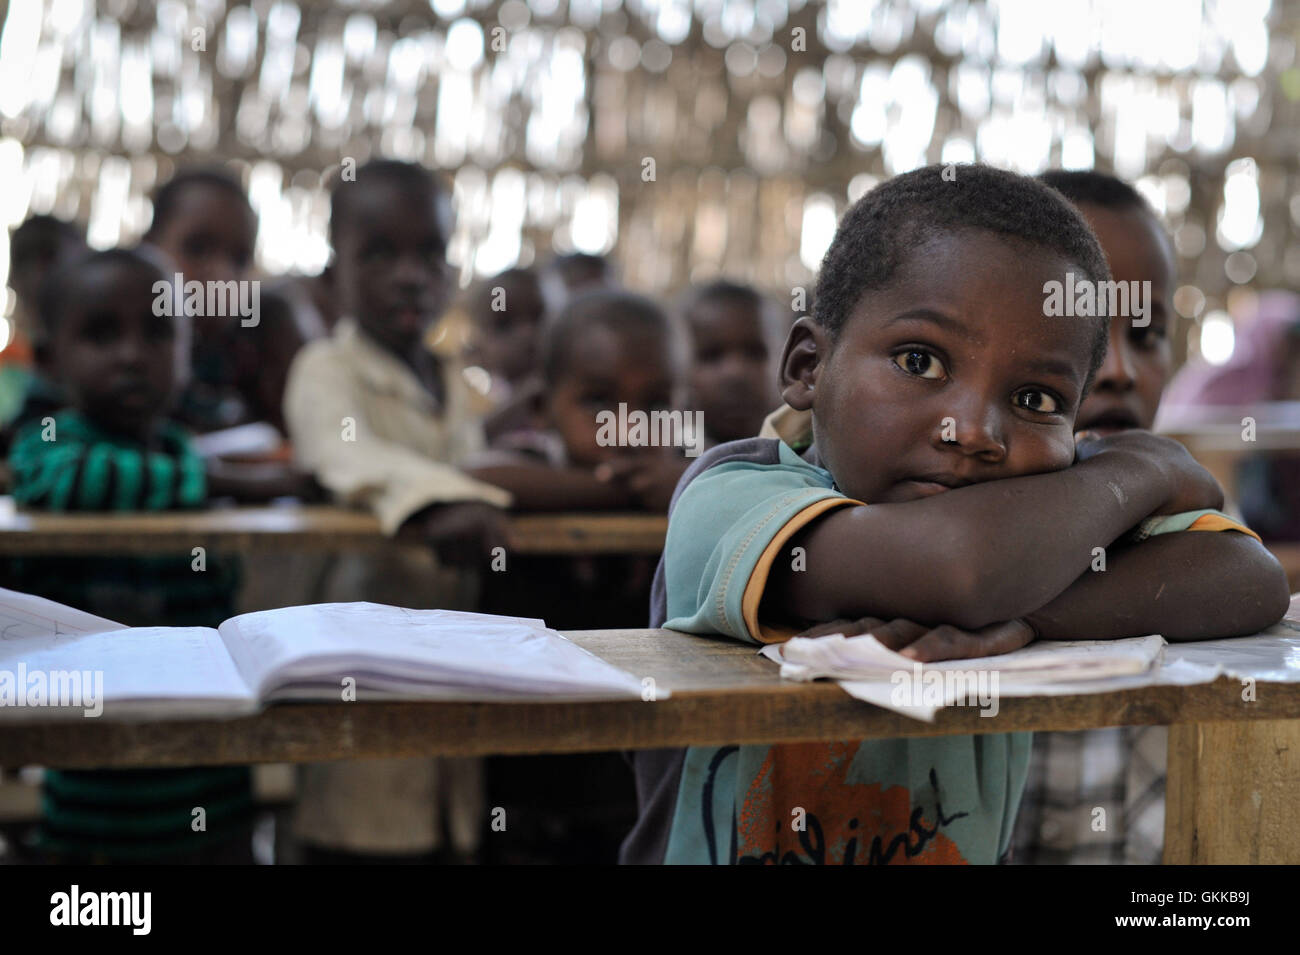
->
<box><xmin>759</xmin><ymin>595</ymin><xmax>1300</xmax><ymax>722</ymax></box>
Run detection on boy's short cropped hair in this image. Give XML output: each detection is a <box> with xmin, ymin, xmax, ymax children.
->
<box><xmin>327</xmin><ymin>159</ymin><xmax>447</xmax><ymax>246</ymax></box>
<box><xmin>813</xmin><ymin>163</ymin><xmax>1112</xmax><ymax>378</ymax></box>
<box><xmin>38</xmin><ymin>248</ymin><xmax>165</xmax><ymax>337</ymax></box>
<box><xmin>1038</xmin><ymin>169</ymin><xmax>1151</xmax><ymax>213</ymax></box>
<box><xmin>542</xmin><ymin>288</ymin><xmax>681</xmax><ymax>385</ymax></box>
<box><xmin>682</xmin><ymin>279</ymin><xmax>762</xmax><ymax>315</ymax></box>
<box><xmin>467</xmin><ymin>267</ymin><xmax>538</xmax><ymax>318</ymax></box>
<box><xmin>9</xmin><ymin>214</ymin><xmax>83</xmax><ymax>270</ymax></box>
<box><xmin>144</xmin><ymin>166</ymin><xmax>250</xmax><ymax>240</ymax></box>
<box><xmin>681</xmin><ymin>278</ymin><xmax>789</xmax><ymax>344</ymax></box>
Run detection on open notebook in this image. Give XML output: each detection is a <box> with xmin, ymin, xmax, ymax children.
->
<box><xmin>0</xmin><ymin>588</ymin><xmax>646</xmax><ymax>721</ymax></box>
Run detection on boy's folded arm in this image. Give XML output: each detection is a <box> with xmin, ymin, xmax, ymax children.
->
<box><xmin>464</xmin><ymin>461</ymin><xmax>632</xmax><ymax>511</ymax></box>
<box><xmin>770</xmin><ymin>451</ymin><xmax>1171</xmax><ymax>630</ymax></box>
<box><xmin>1022</xmin><ymin>530</ymin><xmax>1290</xmax><ymax>642</ymax></box>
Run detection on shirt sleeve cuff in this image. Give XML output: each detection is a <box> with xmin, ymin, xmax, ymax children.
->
<box><xmin>739</xmin><ymin>496</ymin><xmax>862</xmax><ymax>643</ymax></box>
<box><xmin>1132</xmin><ymin>508</ymin><xmax>1262</xmax><ymax>544</ymax></box>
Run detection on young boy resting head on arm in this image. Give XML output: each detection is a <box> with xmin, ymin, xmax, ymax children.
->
<box><xmin>467</xmin><ymin>289</ymin><xmax>688</xmax><ymax>512</ymax></box>
<box><xmin>621</xmin><ymin>164</ymin><xmax>1287</xmax><ymax>866</ymax></box>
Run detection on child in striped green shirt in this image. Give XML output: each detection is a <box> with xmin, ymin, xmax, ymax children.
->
<box><xmin>7</xmin><ymin>248</ymin><xmax>302</xmax><ymax>862</ymax></box>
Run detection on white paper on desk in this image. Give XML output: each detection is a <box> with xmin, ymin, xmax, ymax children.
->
<box><xmin>188</xmin><ymin>421</ymin><xmax>282</xmax><ymax>459</ymax></box>
<box><xmin>762</xmin><ymin>632</ymin><xmax>1166</xmax><ymax>681</ymax></box>
<box><xmin>760</xmin><ymin>633</ymin><xmax>1168</xmax><ymax>721</ymax></box>
<box><xmin>217</xmin><ymin>602</ymin><xmax>650</xmax><ymax>701</ymax></box>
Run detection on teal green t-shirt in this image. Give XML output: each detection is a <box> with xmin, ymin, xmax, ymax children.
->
<box><xmin>644</xmin><ymin>438</ymin><xmax>1031</xmax><ymax>865</ymax></box>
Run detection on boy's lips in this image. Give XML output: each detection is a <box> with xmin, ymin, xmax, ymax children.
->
<box><xmin>389</xmin><ymin>306</ymin><xmax>429</xmax><ymax>332</ymax></box>
<box><xmin>109</xmin><ymin>382</ymin><xmax>155</xmax><ymax>407</ymax></box>
<box><xmin>896</xmin><ymin>473</ymin><xmax>976</xmax><ymax>497</ymax></box>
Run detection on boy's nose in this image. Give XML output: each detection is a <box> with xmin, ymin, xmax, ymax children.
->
<box><xmin>1094</xmin><ymin>327</ymin><xmax>1137</xmax><ymax>391</ymax></box>
<box><xmin>392</xmin><ymin>253</ymin><xmax>438</xmax><ymax>291</ymax></box>
<box><xmin>937</xmin><ymin>401</ymin><xmax>1007</xmax><ymax>461</ymax></box>
<box><xmin>113</xmin><ymin>336</ymin><xmax>148</xmax><ymax>368</ymax></box>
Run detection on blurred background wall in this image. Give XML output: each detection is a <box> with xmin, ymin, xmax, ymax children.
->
<box><xmin>0</xmin><ymin>0</ymin><xmax>1297</xmax><ymax>369</ymax></box>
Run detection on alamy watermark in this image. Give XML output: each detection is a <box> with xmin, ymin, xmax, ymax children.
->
<box><xmin>595</xmin><ymin>403</ymin><xmax>705</xmax><ymax>458</ymax></box>
<box><xmin>50</xmin><ymin>885</ymin><xmax>151</xmax><ymax>934</ymax></box>
<box><xmin>1043</xmin><ymin>272</ymin><xmax>1152</xmax><ymax>327</ymax></box>
<box><xmin>890</xmin><ymin>663</ymin><xmax>1000</xmax><ymax>717</ymax></box>
<box><xmin>152</xmin><ymin>273</ymin><xmax>260</xmax><ymax>327</ymax></box>
<box><xmin>0</xmin><ymin>664</ymin><xmax>103</xmax><ymax>717</ymax></box>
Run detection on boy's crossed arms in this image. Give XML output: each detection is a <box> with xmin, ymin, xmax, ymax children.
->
<box><xmin>772</xmin><ymin>429</ymin><xmax>1288</xmax><ymax>661</ymax></box>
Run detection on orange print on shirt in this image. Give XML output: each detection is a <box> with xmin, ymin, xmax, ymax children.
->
<box><xmin>734</xmin><ymin>742</ymin><xmax>970</xmax><ymax>865</ymax></box>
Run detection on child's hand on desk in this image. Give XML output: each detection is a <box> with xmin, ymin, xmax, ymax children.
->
<box><xmin>795</xmin><ymin>616</ymin><xmax>1037</xmax><ymax>663</ymax></box>
<box><xmin>205</xmin><ymin>459</ymin><xmax>325</xmax><ymax>502</ymax></box>
<box><xmin>1074</xmin><ymin>429</ymin><xmax>1224</xmax><ymax>516</ymax></box>
<box><xmin>594</xmin><ymin>453</ymin><xmax>689</xmax><ymax>512</ymax></box>
<box><xmin>402</xmin><ymin>501</ymin><xmax>510</xmax><ymax>568</ymax></box>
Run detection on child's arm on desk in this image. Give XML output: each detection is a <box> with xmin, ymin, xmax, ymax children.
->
<box><xmin>771</xmin><ymin>431</ymin><xmax>1224</xmax><ymax>630</ymax></box>
<box><xmin>205</xmin><ymin>459</ymin><xmax>321</xmax><ymax>502</ymax></box>
<box><xmin>1022</xmin><ymin>529</ymin><xmax>1289</xmax><ymax>641</ymax></box>
<box><xmin>466</xmin><ymin>449</ymin><xmax>686</xmax><ymax>511</ymax></box>
<box><xmin>466</xmin><ymin>460</ymin><xmax>634</xmax><ymax>510</ymax></box>
<box><xmin>799</xmin><ymin>529</ymin><xmax>1288</xmax><ymax>661</ymax></box>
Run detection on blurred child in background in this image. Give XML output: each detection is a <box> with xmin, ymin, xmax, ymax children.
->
<box><xmin>473</xmin><ymin>288</ymin><xmax>689</xmax><ymax>622</ymax></box>
<box><xmin>471</xmin><ymin>288</ymin><xmax>688</xmax><ymax>863</ymax></box>
<box><xmin>6</xmin><ymin>248</ymin><xmax>303</xmax><ymax>862</ymax></box>
<box><xmin>463</xmin><ymin>267</ymin><xmax>547</xmax><ymax>444</ymax></box>
<box><xmin>144</xmin><ymin>167</ymin><xmax>307</xmax><ymax>438</ymax></box>
<box><xmin>0</xmin><ymin>215</ymin><xmax>87</xmax><ymax>447</ymax></box>
<box><xmin>682</xmin><ymin>280</ymin><xmax>786</xmax><ymax>448</ymax></box>
<box><xmin>468</xmin><ymin>288</ymin><xmax>689</xmax><ymax>516</ymax></box>
<box><xmin>540</xmin><ymin>251</ymin><xmax>615</xmax><ymax>312</ymax></box>
<box><xmin>1011</xmin><ymin>169</ymin><xmax>1179</xmax><ymax>865</ymax></box>
<box><xmin>283</xmin><ymin>159</ymin><xmax>512</xmax><ymax>864</ymax></box>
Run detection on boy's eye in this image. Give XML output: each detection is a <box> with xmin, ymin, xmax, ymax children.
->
<box><xmin>80</xmin><ymin>315</ymin><xmax>120</xmax><ymax>345</ymax></box>
<box><xmin>1014</xmin><ymin>389</ymin><xmax>1061</xmax><ymax>413</ymax></box>
<box><xmin>894</xmin><ymin>349</ymin><xmax>946</xmax><ymax>380</ymax></box>
<box><xmin>182</xmin><ymin>234</ymin><xmax>215</xmax><ymax>259</ymax></box>
<box><xmin>1131</xmin><ymin>323</ymin><xmax>1167</xmax><ymax>349</ymax></box>
<box><xmin>147</xmin><ymin>315</ymin><xmax>176</xmax><ymax>342</ymax></box>
<box><xmin>362</xmin><ymin>242</ymin><xmax>395</xmax><ymax>264</ymax></box>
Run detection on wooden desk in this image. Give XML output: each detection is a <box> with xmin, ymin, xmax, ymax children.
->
<box><xmin>1</xmin><ymin>626</ymin><xmax>1297</xmax><ymax>864</ymax></box>
<box><xmin>0</xmin><ymin>504</ymin><xmax>667</xmax><ymax>557</ymax></box>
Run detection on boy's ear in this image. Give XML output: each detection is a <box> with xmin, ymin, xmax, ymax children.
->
<box><xmin>779</xmin><ymin>316</ymin><xmax>826</xmax><ymax>412</ymax></box>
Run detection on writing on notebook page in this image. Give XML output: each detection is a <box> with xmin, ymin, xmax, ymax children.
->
<box><xmin>0</xmin><ymin>589</ymin><xmax>122</xmax><ymax>717</ymax></box>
